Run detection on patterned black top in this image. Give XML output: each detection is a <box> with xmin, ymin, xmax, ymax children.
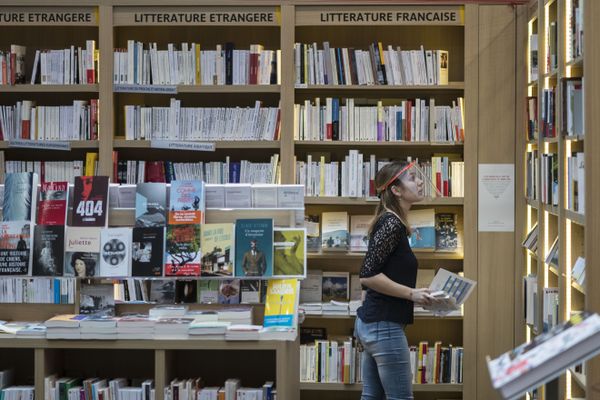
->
<box><xmin>357</xmin><ymin>211</ymin><xmax>418</xmax><ymax>325</ymax></box>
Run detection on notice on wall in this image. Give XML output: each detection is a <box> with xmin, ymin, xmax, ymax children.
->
<box><xmin>478</xmin><ymin>164</ymin><xmax>514</xmax><ymax>232</ymax></box>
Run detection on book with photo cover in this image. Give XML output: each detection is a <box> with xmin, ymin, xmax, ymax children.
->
<box><xmin>322</xmin><ymin>271</ymin><xmax>349</xmax><ymax>302</ymax></box>
<box><xmin>165</xmin><ymin>224</ymin><xmax>201</xmax><ymax>276</ymax></box>
<box><xmin>435</xmin><ymin>213</ymin><xmax>458</xmax><ymax>251</ymax></box>
<box><xmin>234</xmin><ymin>218</ymin><xmax>273</xmax><ymax>278</ymax></box>
<box><xmin>198</xmin><ymin>280</ymin><xmax>220</xmax><ymax>304</ymax></box>
<box><xmin>71</xmin><ymin>176</ymin><xmax>109</xmax><ymax>227</ymax></box>
<box><xmin>64</xmin><ymin>227</ymin><xmax>100</xmax><ymax>277</ymax></box>
<box><xmin>0</xmin><ymin>221</ymin><xmax>33</xmax><ymax>275</ymax></box>
<box><xmin>240</xmin><ymin>280</ymin><xmax>261</xmax><ymax>304</ymax></box>
<box><xmin>37</xmin><ymin>181</ymin><xmax>69</xmax><ymax>226</ymax></box>
<box><xmin>132</xmin><ymin>227</ymin><xmax>165</xmax><ymax>277</ymax></box>
<box><xmin>99</xmin><ymin>228</ymin><xmax>132</xmax><ymax>277</ymax></box>
<box><xmin>149</xmin><ymin>280</ymin><xmax>176</xmax><ymax>304</ymax></box>
<box><xmin>3</xmin><ymin>172</ymin><xmax>38</xmax><ymax>222</ymax></box>
<box><xmin>218</xmin><ymin>279</ymin><xmax>240</xmax><ymax>304</ymax></box>
<box><xmin>408</xmin><ymin>208</ymin><xmax>436</xmax><ymax>250</ymax></box>
<box><xmin>32</xmin><ymin>225</ymin><xmax>64</xmax><ymax>276</ymax></box>
<box><xmin>200</xmin><ymin>223</ymin><xmax>234</xmax><ymax>277</ymax></box>
<box><xmin>135</xmin><ymin>183</ymin><xmax>167</xmax><ymax>228</ymax></box>
<box><xmin>321</xmin><ymin>212</ymin><xmax>349</xmax><ymax>251</ymax></box>
<box><xmin>175</xmin><ymin>280</ymin><xmax>198</xmax><ymax>304</ymax></box>
<box><xmin>79</xmin><ymin>281</ymin><xmax>115</xmax><ymax>316</ymax></box>
<box><xmin>169</xmin><ymin>180</ymin><xmax>205</xmax><ymax>225</ymax></box>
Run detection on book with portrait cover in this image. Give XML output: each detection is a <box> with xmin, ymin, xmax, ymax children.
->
<box><xmin>200</xmin><ymin>223</ymin><xmax>234</xmax><ymax>277</ymax></box>
<box><xmin>218</xmin><ymin>279</ymin><xmax>240</xmax><ymax>304</ymax></box>
<box><xmin>37</xmin><ymin>181</ymin><xmax>69</xmax><ymax>226</ymax></box>
<box><xmin>165</xmin><ymin>224</ymin><xmax>201</xmax><ymax>276</ymax></box>
<box><xmin>99</xmin><ymin>228</ymin><xmax>132</xmax><ymax>277</ymax></box>
<box><xmin>71</xmin><ymin>176</ymin><xmax>109</xmax><ymax>227</ymax></box>
<box><xmin>64</xmin><ymin>227</ymin><xmax>100</xmax><ymax>277</ymax></box>
<box><xmin>132</xmin><ymin>227</ymin><xmax>165</xmax><ymax>277</ymax></box>
<box><xmin>135</xmin><ymin>183</ymin><xmax>167</xmax><ymax>228</ymax></box>
<box><xmin>168</xmin><ymin>180</ymin><xmax>205</xmax><ymax>225</ymax></box>
<box><xmin>3</xmin><ymin>172</ymin><xmax>38</xmax><ymax>222</ymax></box>
<box><xmin>273</xmin><ymin>227</ymin><xmax>306</xmax><ymax>277</ymax></box>
<box><xmin>234</xmin><ymin>218</ymin><xmax>273</xmax><ymax>278</ymax></box>
<box><xmin>0</xmin><ymin>221</ymin><xmax>33</xmax><ymax>275</ymax></box>
<box><xmin>32</xmin><ymin>225</ymin><xmax>65</xmax><ymax>276</ymax></box>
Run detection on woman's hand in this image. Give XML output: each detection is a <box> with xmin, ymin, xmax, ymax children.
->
<box><xmin>410</xmin><ymin>288</ymin><xmax>434</xmax><ymax>306</ymax></box>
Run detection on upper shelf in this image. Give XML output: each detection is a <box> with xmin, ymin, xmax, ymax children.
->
<box><xmin>295</xmin><ymin>82</ymin><xmax>464</xmax><ymax>91</ymax></box>
<box><xmin>295</xmin><ymin>141</ymin><xmax>463</xmax><ymax>149</ymax></box>
<box><xmin>0</xmin><ymin>84</ymin><xmax>99</xmax><ymax>93</ymax></box>
<box><xmin>113</xmin><ymin>139</ymin><xmax>280</xmax><ymax>149</ymax></box>
<box><xmin>304</xmin><ymin>197</ymin><xmax>463</xmax><ymax>206</ymax></box>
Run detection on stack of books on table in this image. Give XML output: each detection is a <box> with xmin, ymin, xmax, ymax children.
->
<box><xmin>322</xmin><ymin>301</ymin><xmax>349</xmax><ymax>316</ymax></box>
<box><xmin>225</xmin><ymin>324</ymin><xmax>262</xmax><ymax>341</ymax></box>
<box><xmin>154</xmin><ymin>317</ymin><xmax>194</xmax><ymax>340</ymax></box>
<box><xmin>299</xmin><ymin>303</ymin><xmax>323</xmax><ymax>315</ymax></box>
<box><xmin>79</xmin><ymin>317</ymin><xmax>118</xmax><ymax>340</ymax></box>
<box><xmin>217</xmin><ymin>307</ymin><xmax>253</xmax><ymax>325</ymax></box>
<box><xmin>188</xmin><ymin>321</ymin><xmax>231</xmax><ymax>340</ymax></box>
<box><xmin>0</xmin><ymin>321</ymin><xmax>46</xmax><ymax>338</ymax></box>
<box><xmin>45</xmin><ymin>315</ymin><xmax>87</xmax><ymax>339</ymax></box>
<box><xmin>117</xmin><ymin>315</ymin><xmax>156</xmax><ymax>340</ymax></box>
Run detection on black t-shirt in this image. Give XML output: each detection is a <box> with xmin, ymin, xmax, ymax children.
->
<box><xmin>357</xmin><ymin>212</ymin><xmax>418</xmax><ymax>325</ymax></box>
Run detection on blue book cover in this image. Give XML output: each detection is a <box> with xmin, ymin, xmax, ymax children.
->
<box><xmin>3</xmin><ymin>172</ymin><xmax>37</xmax><ymax>222</ymax></box>
<box><xmin>234</xmin><ymin>218</ymin><xmax>273</xmax><ymax>277</ymax></box>
<box><xmin>408</xmin><ymin>208</ymin><xmax>436</xmax><ymax>250</ymax></box>
<box><xmin>135</xmin><ymin>183</ymin><xmax>167</xmax><ymax>228</ymax></box>
<box><xmin>168</xmin><ymin>180</ymin><xmax>205</xmax><ymax>225</ymax></box>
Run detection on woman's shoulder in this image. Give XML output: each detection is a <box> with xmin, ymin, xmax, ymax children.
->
<box><xmin>374</xmin><ymin>211</ymin><xmax>407</xmax><ymax>234</ymax></box>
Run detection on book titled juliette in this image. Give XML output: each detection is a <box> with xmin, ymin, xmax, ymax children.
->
<box><xmin>71</xmin><ymin>176</ymin><xmax>109</xmax><ymax>227</ymax></box>
<box><xmin>165</xmin><ymin>225</ymin><xmax>201</xmax><ymax>276</ymax></box>
<box><xmin>37</xmin><ymin>182</ymin><xmax>69</xmax><ymax>226</ymax></box>
<box><xmin>168</xmin><ymin>180</ymin><xmax>205</xmax><ymax>225</ymax></box>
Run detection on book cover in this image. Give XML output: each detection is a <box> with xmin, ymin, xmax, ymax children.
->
<box><xmin>168</xmin><ymin>180</ymin><xmax>205</xmax><ymax>225</ymax></box>
<box><xmin>437</xmin><ymin>50</ymin><xmax>449</xmax><ymax>85</ymax></box>
<box><xmin>99</xmin><ymin>228</ymin><xmax>132</xmax><ymax>277</ymax></box>
<box><xmin>198</xmin><ymin>280</ymin><xmax>220</xmax><ymax>304</ymax></box>
<box><xmin>135</xmin><ymin>183</ymin><xmax>167</xmax><ymax>228</ymax></box>
<box><xmin>175</xmin><ymin>280</ymin><xmax>198</xmax><ymax>304</ymax></box>
<box><xmin>304</xmin><ymin>214</ymin><xmax>321</xmax><ymax>253</ymax></box>
<box><xmin>149</xmin><ymin>280</ymin><xmax>175</xmax><ymax>304</ymax></box>
<box><xmin>349</xmin><ymin>215</ymin><xmax>372</xmax><ymax>252</ymax></box>
<box><xmin>321</xmin><ymin>212</ymin><xmax>349</xmax><ymax>251</ymax></box>
<box><xmin>71</xmin><ymin>176</ymin><xmax>109</xmax><ymax>227</ymax></box>
<box><xmin>32</xmin><ymin>225</ymin><xmax>64</xmax><ymax>276</ymax></box>
<box><xmin>64</xmin><ymin>227</ymin><xmax>101</xmax><ymax>277</ymax></box>
<box><xmin>408</xmin><ymin>208</ymin><xmax>436</xmax><ymax>250</ymax></box>
<box><xmin>218</xmin><ymin>279</ymin><xmax>240</xmax><ymax>304</ymax></box>
<box><xmin>263</xmin><ymin>279</ymin><xmax>299</xmax><ymax>329</ymax></box>
<box><xmin>273</xmin><ymin>228</ymin><xmax>306</xmax><ymax>277</ymax></box>
<box><xmin>132</xmin><ymin>227</ymin><xmax>165</xmax><ymax>277</ymax></box>
<box><xmin>435</xmin><ymin>213</ymin><xmax>458</xmax><ymax>251</ymax></box>
<box><xmin>234</xmin><ymin>218</ymin><xmax>273</xmax><ymax>278</ymax></box>
<box><xmin>300</xmin><ymin>270</ymin><xmax>322</xmax><ymax>303</ymax></box>
<box><xmin>165</xmin><ymin>224</ymin><xmax>201</xmax><ymax>276</ymax></box>
<box><xmin>200</xmin><ymin>223</ymin><xmax>234</xmax><ymax>277</ymax></box>
<box><xmin>37</xmin><ymin>181</ymin><xmax>69</xmax><ymax>226</ymax></box>
<box><xmin>0</xmin><ymin>221</ymin><xmax>32</xmax><ymax>275</ymax></box>
<box><xmin>240</xmin><ymin>280</ymin><xmax>261</xmax><ymax>304</ymax></box>
<box><xmin>3</xmin><ymin>172</ymin><xmax>38</xmax><ymax>222</ymax></box>
<box><xmin>79</xmin><ymin>282</ymin><xmax>115</xmax><ymax>316</ymax></box>
<box><xmin>322</xmin><ymin>271</ymin><xmax>349</xmax><ymax>302</ymax></box>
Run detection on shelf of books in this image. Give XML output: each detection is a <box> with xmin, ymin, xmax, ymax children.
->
<box><xmin>518</xmin><ymin>0</ymin><xmax>590</xmax><ymax>399</ymax></box>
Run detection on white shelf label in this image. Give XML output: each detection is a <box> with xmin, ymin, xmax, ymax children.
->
<box><xmin>9</xmin><ymin>139</ymin><xmax>71</xmax><ymax>151</ymax></box>
<box><xmin>114</xmin><ymin>84</ymin><xmax>177</xmax><ymax>94</ymax></box>
<box><xmin>151</xmin><ymin>140</ymin><xmax>216</xmax><ymax>152</ymax></box>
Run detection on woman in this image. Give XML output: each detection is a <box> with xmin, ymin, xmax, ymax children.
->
<box><xmin>355</xmin><ymin>161</ymin><xmax>436</xmax><ymax>400</ymax></box>
<box><xmin>70</xmin><ymin>252</ymin><xmax>95</xmax><ymax>277</ymax></box>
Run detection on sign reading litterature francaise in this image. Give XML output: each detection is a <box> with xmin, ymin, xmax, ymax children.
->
<box><xmin>0</xmin><ymin>7</ymin><xmax>97</xmax><ymax>25</ymax></box>
<box><xmin>296</xmin><ymin>6</ymin><xmax>463</xmax><ymax>26</ymax></box>
<box><xmin>114</xmin><ymin>7</ymin><xmax>280</xmax><ymax>26</ymax></box>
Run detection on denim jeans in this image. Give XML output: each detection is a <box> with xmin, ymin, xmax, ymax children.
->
<box><xmin>355</xmin><ymin>317</ymin><xmax>413</xmax><ymax>400</ymax></box>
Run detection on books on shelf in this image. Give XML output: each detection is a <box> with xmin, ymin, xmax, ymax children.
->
<box><xmin>321</xmin><ymin>212</ymin><xmax>349</xmax><ymax>251</ymax></box>
<box><xmin>488</xmin><ymin>313</ymin><xmax>600</xmax><ymax>400</ymax></box>
<box><xmin>408</xmin><ymin>208</ymin><xmax>435</xmax><ymax>250</ymax></box>
<box><xmin>529</xmin><ymin>34</ymin><xmax>538</xmax><ymax>82</ymax></box>
<box><xmin>562</xmin><ymin>78</ymin><xmax>583</xmax><ymax>137</ymax></box>
<box><xmin>5</xmin><ymin>160</ymin><xmax>86</xmax><ymax>183</ymax></box>
<box><xmin>526</xmin><ymin>97</ymin><xmax>537</xmax><ymax>141</ymax></box>
<box><xmin>168</xmin><ymin>180</ymin><xmax>205</xmax><ymax>225</ymax></box>
<box><xmin>0</xmin><ymin>277</ymin><xmax>74</xmax><ymax>304</ymax></box>
<box><xmin>566</xmin><ymin>151</ymin><xmax>584</xmax><ymax>214</ymax></box>
<box><xmin>541</xmin><ymin>87</ymin><xmax>556</xmax><ymax>138</ymax></box>
<box><xmin>523</xmin><ymin>275</ymin><xmax>538</xmax><ymax>326</ymax></box>
<box><xmin>273</xmin><ymin>228</ymin><xmax>306</xmax><ymax>277</ymax></box>
<box><xmin>263</xmin><ymin>278</ymin><xmax>299</xmax><ymax>332</ymax></box>
<box><xmin>3</xmin><ymin>172</ymin><xmax>38</xmax><ymax>222</ymax></box>
<box><xmin>32</xmin><ymin>225</ymin><xmax>65</xmax><ymax>276</ymax></box>
<box><xmin>547</xmin><ymin>21</ymin><xmax>558</xmax><ymax>73</ymax></box>
<box><xmin>526</xmin><ymin>150</ymin><xmax>538</xmax><ymax>201</ymax></box>
<box><xmin>165</xmin><ymin>225</ymin><xmax>201</xmax><ymax>276</ymax></box>
<box><xmin>571</xmin><ymin>257</ymin><xmax>585</xmax><ymax>288</ymax></box>
<box><xmin>124</xmin><ymin>99</ymin><xmax>280</xmax><ymax>141</ymax></box>
<box><xmin>294</xmin><ymin>96</ymin><xmax>464</xmax><ymax>143</ymax></box>
<box><xmin>79</xmin><ymin>282</ymin><xmax>115</xmax><ymax>316</ymax></box>
<box><xmin>70</xmin><ymin>176</ymin><xmax>109</xmax><ymax>227</ymax></box>
<box><xmin>540</xmin><ymin>153</ymin><xmax>558</xmax><ymax>206</ymax></box>
<box><xmin>99</xmin><ymin>228</ymin><xmax>132</xmax><ymax>277</ymax></box>
<box><xmin>37</xmin><ymin>181</ymin><xmax>69</xmax><ymax>225</ymax></box>
<box><xmin>64</xmin><ymin>227</ymin><xmax>101</xmax><ymax>278</ymax></box>
<box><xmin>28</xmin><ymin>41</ymin><xmax>98</xmax><ymax>84</ymax></box>
<box><xmin>114</xmin><ymin>42</ymin><xmax>280</xmax><ymax>86</ymax></box>
<box><xmin>294</xmin><ymin>42</ymin><xmax>449</xmax><ymax>86</ymax></box>
<box><xmin>568</xmin><ymin>0</ymin><xmax>583</xmax><ymax>60</ymax></box>
<box><xmin>200</xmin><ymin>223</ymin><xmax>234</xmax><ymax>277</ymax></box>
<box><xmin>435</xmin><ymin>213</ymin><xmax>458</xmax><ymax>252</ymax></box>
<box><xmin>234</xmin><ymin>218</ymin><xmax>274</xmax><ymax>277</ymax></box>
<box><xmin>322</xmin><ymin>271</ymin><xmax>349</xmax><ymax>302</ymax></box>
<box><xmin>544</xmin><ymin>237</ymin><xmax>559</xmax><ymax>267</ymax></box>
<box><xmin>349</xmin><ymin>215</ymin><xmax>371</xmax><ymax>252</ymax></box>
<box><xmin>0</xmin><ymin>100</ymin><xmax>99</xmax><ymax>141</ymax></box>
<box><xmin>0</xmin><ymin>45</ymin><xmax>26</xmax><ymax>85</ymax></box>
<box><xmin>542</xmin><ymin>287</ymin><xmax>559</xmax><ymax>333</ymax></box>
<box><xmin>135</xmin><ymin>183</ymin><xmax>167</xmax><ymax>228</ymax></box>
<box><xmin>522</xmin><ymin>224</ymin><xmax>539</xmax><ymax>254</ymax></box>
<box><xmin>0</xmin><ymin>221</ymin><xmax>33</xmax><ymax>275</ymax></box>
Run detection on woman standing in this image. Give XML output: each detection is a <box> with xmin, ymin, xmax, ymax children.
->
<box><xmin>356</xmin><ymin>161</ymin><xmax>436</xmax><ymax>400</ymax></box>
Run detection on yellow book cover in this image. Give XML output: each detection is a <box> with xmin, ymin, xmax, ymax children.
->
<box><xmin>263</xmin><ymin>278</ymin><xmax>299</xmax><ymax>329</ymax></box>
<box><xmin>85</xmin><ymin>152</ymin><xmax>98</xmax><ymax>176</ymax></box>
<box><xmin>195</xmin><ymin>44</ymin><xmax>201</xmax><ymax>84</ymax></box>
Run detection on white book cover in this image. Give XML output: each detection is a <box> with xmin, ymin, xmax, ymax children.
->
<box><xmin>349</xmin><ymin>215</ymin><xmax>371</xmax><ymax>252</ymax></box>
<box><xmin>224</xmin><ymin>184</ymin><xmax>252</xmax><ymax>208</ymax></box>
<box><xmin>251</xmin><ymin>185</ymin><xmax>278</xmax><ymax>208</ymax></box>
<box><xmin>99</xmin><ymin>228</ymin><xmax>132</xmax><ymax>277</ymax></box>
<box><xmin>321</xmin><ymin>211</ymin><xmax>349</xmax><ymax>251</ymax></box>
<box><xmin>300</xmin><ymin>270</ymin><xmax>322</xmax><ymax>303</ymax></box>
<box><xmin>205</xmin><ymin>184</ymin><xmax>226</xmax><ymax>208</ymax></box>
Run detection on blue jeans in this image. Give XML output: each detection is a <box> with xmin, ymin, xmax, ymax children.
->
<box><xmin>355</xmin><ymin>317</ymin><xmax>413</xmax><ymax>400</ymax></box>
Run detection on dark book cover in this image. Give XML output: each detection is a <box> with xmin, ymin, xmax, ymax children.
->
<box><xmin>234</xmin><ymin>218</ymin><xmax>273</xmax><ymax>278</ymax></box>
<box><xmin>3</xmin><ymin>172</ymin><xmax>37</xmax><ymax>222</ymax></box>
<box><xmin>132</xmin><ymin>227</ymin><xmax>165</xmax><ymax>277</ymax></box>
<box><xmin>300</xmin><ymin>327</ymin><xmax>327</xmax><ymax>345</ymax></box>
<box><xmin>135</xmin><ymin>183</ymin><xmax>167</xmax><ymax>228</ymax></box>
<box><xmin>435</xmin><ymin>213</ymin><xmax>458</xmax><ymax>252</ymax></box>
<box><xmin>37</xmin><ymin>181</ymin><xmax>69</xmax><ymax>226</ymax></box>
<box><xmin>225</xmin><ymin>42</ymin><xmax>234</xmax><ymax>85</ymax></box>
<box><xmin>32</xmin><ymin>225</ymin><xmax>65</xmax><ymax>276</ymax></box>
<box><xmin>149</xmin><ymin>280</ymin><xmax>175</xmax><ymax>304</ymax></box>
<box><xmin>79</xmin><ymin>281</ymin><xmax>115</xmax><ymax>316</ymax></box>
<box><xmin>145</xmin><ymin>161</ymin><xmax>166</xmax><ymax>183</ymax></box>
<box><xmin>240</xmin><ymin>279</ymin><xmax>261</xmax><ymax>304</ymax></box>
<box><xmin>0</xmin><ymin>221</ymin><xmax>32</xmax><ymax>275</ymax></box>
<box><xmin>71</xmin><ymin>176</ymin><xmax>109</xmax><ymax>227</ymax></box>
<box><xmin>175</xmin><ymin>279</ymin><xmax>198</xmax><ymax>304</ymax></box>
<box><xmin>165</xmin><ymin>224</ymin><xmax>201</xmax><ymax>276</ymax></box>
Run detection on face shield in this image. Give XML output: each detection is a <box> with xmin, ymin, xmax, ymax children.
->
<box><xmin>376</xmin><ymin>160</ymin><xmax>443</xmax><ymax>201</ymax></box>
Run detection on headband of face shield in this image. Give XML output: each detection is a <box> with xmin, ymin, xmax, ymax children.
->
<box><xmin>376</xmin><ymin>161</ymin><xmax>443</xmax><ymax>199</ymax></box>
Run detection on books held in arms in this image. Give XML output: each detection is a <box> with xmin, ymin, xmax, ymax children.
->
<box><xmin>263</xmin><ymin>279</ymin><xmax>300</xmax><ymax>340</ymax></box>
<box><xmin>235</xmin><ymin>219</ymin><xmax>273</xmax><ymax>278</ymax></box>
<box><xmin>488</xmin><ymin>312</ymin><xmax>600</xmax><ymax>400</ymax></box>
<box><xmin>71</xmin><ymin>176</ymin><xmax>109</xmax><ymax>227</ymax></box>
<box><xmin>423</xmin><ymin>268</ymin><xmax>475</xmax><ymax>316</ymax></box>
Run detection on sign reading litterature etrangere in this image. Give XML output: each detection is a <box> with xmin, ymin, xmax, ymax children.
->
<box><xmin>0</xmin><ymin>7</ymin><xmax>97</xmax><ymax>25</ymax></box>
<box><xmin>114</xmin><ymin>7</ymin><xmax>280</xmax><ymax>26</ymax></box>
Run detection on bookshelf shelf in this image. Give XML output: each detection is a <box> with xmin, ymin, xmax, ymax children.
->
<box><xmin>114</xmin><ymin>85</ymin><xmax>281</xmax><ymax>94</ymax></box>
<box><xmin>526</xmin><ymin>198</ymin><xmax>540</xmax><ymax>209</ymax></box>
<box><xmin>295</xmin><ymin>82</ymin><xmax>465</xmax><ymax>91</ymax></box>
<box><xmin>542</xmin><ymin>136</ymin><xmax>559</xmax><ymax>143</ymax></box>
<box><xmin>302</xmin><ymin>314</ymin><xmax>463</xmax><ymax>321</ymax></box>
<box><xmin>307</xmin><ymin>252</ymin><xmax>464</xmax><ymax>261</ymax></box>
<box><xmin>527</xmin><ymin>80</ymin><xmax>539</xmax><ymax>86</ymax></box>
<box><xmin>299</xmin><ymin>383</ymin><xmax>463</xmax><ymax>392</ymax></box>
<box><xmin>542</xmin><ymin>203</ymin><xmax>559</xmax><ymax>216</ymax></box>
<box><xmin>0</xmin><ymin>84</ymin><xmax>99</xmax><ymax>93</ymax></box>
<box><xmin>569</xmin><ymin>367</ymin><xmax>586</xmax><ymax>390</ymax></box>
<box><xmin>112</xmin><ymin>139</ymin><xmax>281</xmax><ymax>149</ymax></box>
<box><xmin>543</xmin><ymin>69</ymin><xmax>559</xmax><ymax>79</ymax></box>
<box><xmin>564</xmin><ymin>209</ymin><xmax>585</xmax><ymax>226</ymax></box>
<box><xmin>295</xmin><ymin>141</ymin><xmax>463</xmax><ymax>149</ymax></box>
<box><xmin>0</xmin><ymin>141</ymin><xmax>99</xmax><ymax>149</ymax></box>
<box><xmin>564</xmin><ymin>134</ymin><xmax>585</xmax><ymax>141</ymax></box>
<box><xmin>548</xmin><ymin>265</ymin><xmax>560</xmax><ymax>277</ymax></box>
<box><xmin>304</xmin><ymin>197</ymin><xmax>464</xmax><ymax>206</ymax></box>
<box><xmin>566</xmin><ymin>55</ymin><xmax>584</xmax><ymax>68</ymax></box>
<box><xmin>571</xmin><ymin>279</ymin><xmax>586</xmax><ymax>295</ymax></box>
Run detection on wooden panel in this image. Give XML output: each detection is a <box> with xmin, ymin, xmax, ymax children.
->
<box><xmin>98</xmin><ymin>5</ymin><xmax>114</xmax><ymax>176</ymax></box>
<box><xmin>476</xmin><ymin>5</ymin><xmax>516</xmax><ymax>400</ymax></box>
<box><xmin>279</xmin><ymin>4</ymin><xmax>295</xmax><ymax>184</ymax></box>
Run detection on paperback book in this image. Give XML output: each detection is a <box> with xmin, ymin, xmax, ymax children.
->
<box><xmin>234</xmin><ymin>218</ymin><xmax>273</xmax><ymax>278</ymax></box>
<box><xmin>200</xmin><ymin>223</ymin><xmax>234</xmax><ymax>277</ymax></box>
<box><xmin>321</xmin><ymin>212</ymin><xmax>349</xmax><ymax>251</ymax></box>
<box><xmin>263</xmin><ymin>279</ymin><xmax>299</xmax><ymax>330</ymax></box>
<box><xmin>99</xmin><ymin>228</ymin><xmax>132</xmax><ymax>277</ymax></box>
<box><xmin>198</xmin><ymin>280</ymin><xmax>220</xmax><ymax>304</ymax></box>
<box><xmin>36</xmin><ymin>181</ymin><xmax>69</xmax><ymax>226</ymax></box>
<box><xmin>273</xmin><ymin>228</ymin><xmax>306</xmax><ymax>277</ymax></box>
<box><xmin>435</xmin><ymin>213</ymin><xmax>458</xmax><ymax>251</ymax></box>
<box><xmin>240</xmin><ymin>280</ymin><xmax>262</xmax><ymax>304</ymax></box>
<box><xmin>3</xmin><ymin>172</ymin><xmax>38</xmax><ymax>222</ymax></box>
<box><xmin>132</xmin><ymin>227</ymin><xmax>165</xmax><ymax>277</ymax></box>
<box><xmin>218</xmin><ymin>279</ymin><xmax>240</xmax><ymax>304</ymax></box>
<box><xmin>79</xmin><ymin>282</ymin><xmax>115</xmax><ymax>316</ymax></box>
<box><xmin>135</xmin><ymin>182</ymin><xmax>167</xmax><ymax>228</ymax></box>
<box><xmin>168</xmin><ymin>180</ymin><xmax>205</xmax><ymax>225</ymax></box>
<box><xmin>71</xmin><ymin>176</ymin><xmax>109</xmax><ymax>227</ymax></box>
<box><xmin>322</xmin><ymin>272</ymin><xmax>349</xmax><ymax>302</ymax></box>
<box><xmin>408</xmin><ymin>208</ymin><xmax>435</xmax><ymax>250</ymax></box>
<box><xmin>349</xmin><ymin>215</ymin><xmax>371</xmax><ymax>252</ymax></box>
<box><xmin>0</xmin><ymin>221</ymin><xmax>33</xmax><ymax>275</ymax></box>
<box><xmin>149</xmin><ymin>280</ymin><xmax>176</xmax><ymax>304</ymax></box>
<box><xmin>32</xmin><ymin>225</ymin><xmax>64</xmax><ymax>276</ymax></box>
<box><xmin>175</xmin><ymin>280</ymin><xmax>198</xmax><ymax>304</ymax></box>
<box><xmin>64</xmin><ymin>227</ymin><xmax>101</xmax><ymax>277</ymax></box>
<box><xmin>165</xmin><ymin>224</ymin><xmax>201</xmax><ymax>276</ymax></box>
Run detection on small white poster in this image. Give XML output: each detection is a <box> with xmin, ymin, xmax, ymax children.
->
<box><xmin>478</xmin><ymin>164</ymin><xmax>514</xmax><ymax>232</ymax></box>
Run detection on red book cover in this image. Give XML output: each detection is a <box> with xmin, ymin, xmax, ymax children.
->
<box><xmin>273</xmin><ymin>108</ymin><xmax>281</xmax><ymax>140</ymax></box>
<box><xmin>249</xmin><ymin>46</ymin><xmax>259</xmax><ymax>85</ymax></box>
<box><xmin>1</xmin><ymin>57</ymin><xmax>6</xmax><ymax>84</ymax></box>
<box><xmin>90</xmin><ymin>99</ymin><xmax>98</xmax><ymax>140</ymax></box>
<box><xmin>436</xmin><ymin>172</ymin><xmax>442</xmax><ymax>194</ymax></box>
<box><xmin>145</xmin><ymin>161</ymin><xmax>166</xmax><ymax>183</ymax></box>
<box><xmin>21</xmin><ymin>120</ymin><xmax>30</xmax><ymax>139</ymax></box>
<box><xmin>10</xmin><ymin>53</ymin><xmax>15</xmax><ymax>85</ymax></box>
<box><xmin>37</xmin><ymin>181</ymin><xmax>69</xmax><ymax>225</ymax></box>
<box><xmin>112</xmin><ymin>151</ymin><xmax>118</xmax><ymax>183</ymax></box>
<box><xmin>71</xmin><ymin>176</ymin><xmax>109</xmax><ymax>227</ymax></box>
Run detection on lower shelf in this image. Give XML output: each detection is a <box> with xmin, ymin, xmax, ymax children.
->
<box><xmin>299</xmin><ymin>382</ymin><xmax>463</xmax><ymax>392</ymax></box>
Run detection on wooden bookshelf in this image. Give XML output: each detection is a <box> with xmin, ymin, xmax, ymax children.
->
<box><xmin>299</xmin><ymin>382</ymin><xmax>463</xmax><ymax>392</ymax></box>
<box><xmin>112</xmin><ymin>139</ymin><xmax>281</xmax><ymax>149</ymax></box>
<box><xmin>295</xmin><ymin>82</ymin><xmax>465</xmax><ymax>91</ymax></box>
<box><xmin>0</xmin><ymin>84</ymin><xmax>99</xmax><ymax>93</ymax></box>
<box><xmin>304</xmin><ymin>196</ymin><xmax>464</xmax><ymax>206</ymax></box>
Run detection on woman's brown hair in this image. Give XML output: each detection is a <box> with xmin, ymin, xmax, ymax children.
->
<box><xmin>368</xmin><ymin>161</ymin><xmax>412</xmax><ymax>236</ymax></box>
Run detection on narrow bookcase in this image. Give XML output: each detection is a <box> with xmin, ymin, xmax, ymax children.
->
<box><xmin>517</xmin><ymin>0</ymin><xmax>599</xmax><ymax>399</ymax></box>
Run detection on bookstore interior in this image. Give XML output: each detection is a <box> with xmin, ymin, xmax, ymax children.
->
<box><xmin>0</xmin><ymin>0</ymin><xmax>599</xmax><ymax>399</ymax></box>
